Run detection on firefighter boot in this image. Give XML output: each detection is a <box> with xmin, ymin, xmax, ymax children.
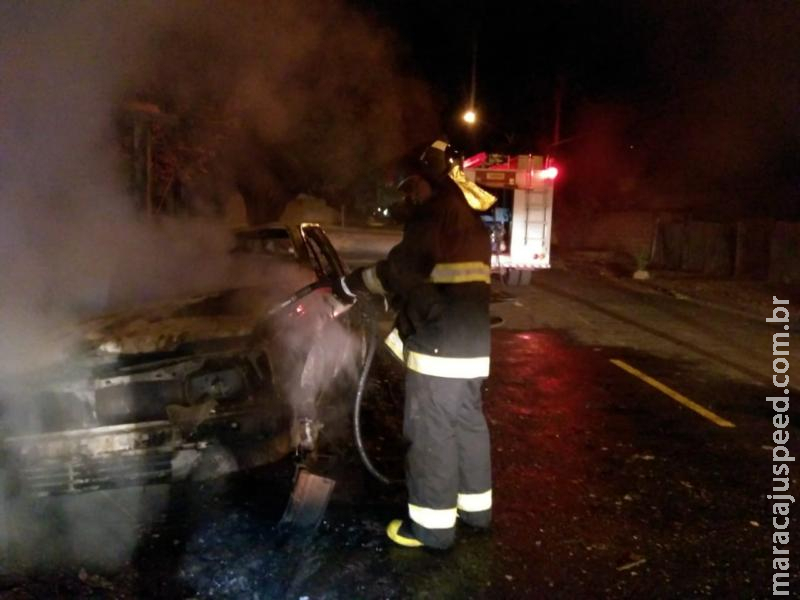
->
<box><xmin>386</xmin><ymin>519</ymin><xmax>423</xmax><ymax>548</ymax></box>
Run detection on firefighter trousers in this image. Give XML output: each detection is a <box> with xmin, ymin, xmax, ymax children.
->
<box><xmin>404</xmin><ymin>370</ymin><xmax>492</xmax><ymax>549</ymax></box>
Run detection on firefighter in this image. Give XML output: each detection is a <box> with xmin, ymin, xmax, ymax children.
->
<box><xmin>333</xmin><ymin>140</ymin><xmax>493</xmax><ymax>549</ymax></box>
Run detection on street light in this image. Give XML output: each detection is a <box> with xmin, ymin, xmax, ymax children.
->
<box><xmin>462</xmin><ymin>109</ymin><xmax>477</xmax><ymax>125</ymax></box>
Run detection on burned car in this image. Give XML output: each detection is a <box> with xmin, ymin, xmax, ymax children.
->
<box><xmin>0</xmin><ymin>223</ymin><xmax>358</xmax><ymax>500</ymax></box>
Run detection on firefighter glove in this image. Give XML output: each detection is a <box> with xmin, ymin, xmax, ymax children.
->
<box><xmin>330</xmin><ymin>275</ymin><xmax>358</xmax><ymax>305</ymax></box>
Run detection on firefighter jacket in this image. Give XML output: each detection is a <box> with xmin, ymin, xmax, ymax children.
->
<box><xmin>361</xmin><ymin>175</ymin><xmax>491</xmax><ymax>379</ymax></box>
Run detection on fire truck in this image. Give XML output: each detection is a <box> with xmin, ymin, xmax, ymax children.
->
<box><xmin>463</xmin><ymin>153</ymin><xmax>557</xmax><ymax>285</ymax></box>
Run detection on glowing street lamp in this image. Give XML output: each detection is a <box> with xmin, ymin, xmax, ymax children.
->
<box><xmin>462</xmin><ymin>109</ymin><xmax>477</xmax><ymax>125</ymax></box>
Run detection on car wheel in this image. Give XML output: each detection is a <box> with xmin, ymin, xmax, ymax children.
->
<box><xmin>505</xmin><ymin>268</ymin><xmax>532</xmax><ymax>286</ymax></box>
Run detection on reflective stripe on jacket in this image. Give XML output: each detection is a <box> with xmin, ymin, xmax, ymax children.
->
<box><xmin>429</xmin><ymin>261</ymin><xmax>491</xmax><ymax>284</ymax></box>
<box><xmin>385</xmin><ymin>328</ymin><xmax>490</xmax><ymax>379</ymax></box>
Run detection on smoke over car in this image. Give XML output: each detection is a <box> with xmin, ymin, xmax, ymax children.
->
<box><xmin>0</xmin><ymin>0</ymin><xmax>432</xmax><ymax>571</ymax></box>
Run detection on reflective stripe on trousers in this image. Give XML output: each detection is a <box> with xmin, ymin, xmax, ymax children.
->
<box><xmin>408</xmin><ymin>504</ymin><xmax>457</xmax><ymax>530</ymax></box>
<box><xmin>457</xmin><ymin>489</ymin><xmax>492</xmax><ymax>513</ymax></box>
<box><xmin>384</xmin><ymin>328</ymin><xmax>490</xmax><ymax>379</ymax></box>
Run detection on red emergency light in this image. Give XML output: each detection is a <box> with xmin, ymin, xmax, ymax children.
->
<box><xmin>463</xmin><ymin>152</ymin><xmax>487</xmax><ymax>169</ymax></box>
<box><xmin>538</xmin><ymin>166</ymin><xmax>559</xmax><ymax>180</ymax></box>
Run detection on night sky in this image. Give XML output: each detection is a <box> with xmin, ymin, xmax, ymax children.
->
<box><xmin>362</xmin><ymin>1</ymin><xmax>653</xmax><ymax>143</ymax></box>
<box><xmin>360</xmin><ymin>0</ymin><xmax>800</xmax><ymax>217</ymax></box>
<box><xmin>1</xmin><ymin>1</ymin><xmax>796</xmax><ymax>218</ymax></box>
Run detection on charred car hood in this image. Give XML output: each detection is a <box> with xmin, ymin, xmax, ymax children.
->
<box><xmin>79</xmin><ymin>287</ymin><xmax>276</xmax><ymax>356</ymax></box>
<box><xmin>2</xmin><ymin>286</ymin><xmax>291</xmax><ymax>439</ymax></box>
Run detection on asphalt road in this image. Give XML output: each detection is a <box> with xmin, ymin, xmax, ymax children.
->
<box><xmin>2</xmin><ymin>267</ymin><xmax>797</xmax><ymax>598</ymax></box>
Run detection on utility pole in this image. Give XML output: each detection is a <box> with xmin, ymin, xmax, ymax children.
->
<box><xmin>469</xmin><ymin>34</ymin><xmax>477</xmax><ymax>112</ymax></box>
<box><xmin>552</xmin><ymin>76</ymin><xmax>564</xmax><ymax>146</ymax></box>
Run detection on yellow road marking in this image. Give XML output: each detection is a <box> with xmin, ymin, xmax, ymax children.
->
<box><xmin>610</xmin><ymin>359</ymin><xmax>736</xmax><ymax>428</ymax></box>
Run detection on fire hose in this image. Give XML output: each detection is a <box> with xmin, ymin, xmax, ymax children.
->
<box><xmin>351</xmin><ymin>305</ymin><xmax>398</xmax><ymax>485</ymax></box>
<box><xmin>265</xmin><ymin>280</ymin><xmax>328</xmax><ymax>318</ymax></box>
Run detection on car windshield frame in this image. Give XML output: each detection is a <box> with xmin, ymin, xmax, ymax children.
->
<box><xmin>232</xmin><ymin>223</ymin><xmax>346</xmax><ymax>282</ymax></box>
<box><xmin>299</xmin><ymin>223</ymin><xmax>345</xmax><ymax>281</ymax></box>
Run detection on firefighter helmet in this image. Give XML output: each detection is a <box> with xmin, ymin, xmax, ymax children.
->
<box><xmin>419</xmin><ymin>139</ymin><xmax>461</xmax><ymax>177</ymax></box>
<box><xmin>394</xmin><ymin>140</ymin><xmax>461</xmax><ymax>205</ymax></box>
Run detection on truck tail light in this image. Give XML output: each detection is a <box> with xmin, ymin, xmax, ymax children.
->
<box><xmin>538</xmin><ymin>167</ymin><xmax>558</xmax><ymax>180</ymax></box>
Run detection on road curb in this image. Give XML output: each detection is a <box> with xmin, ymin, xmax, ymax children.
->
<box><xmin>587</xmin><ymin>272</ymin><xmax>774</xmax><ymax>325</ymax></box>
<box><xmin>641</xmin><ymin>282</ymin><xmax>768</xmax><ymax>323</ymax></box>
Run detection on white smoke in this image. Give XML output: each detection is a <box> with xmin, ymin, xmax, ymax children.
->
<box><xmin>0</xmin><ymin>0</ymin><xmax>423</xmax><ymax>573</ymax></box>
